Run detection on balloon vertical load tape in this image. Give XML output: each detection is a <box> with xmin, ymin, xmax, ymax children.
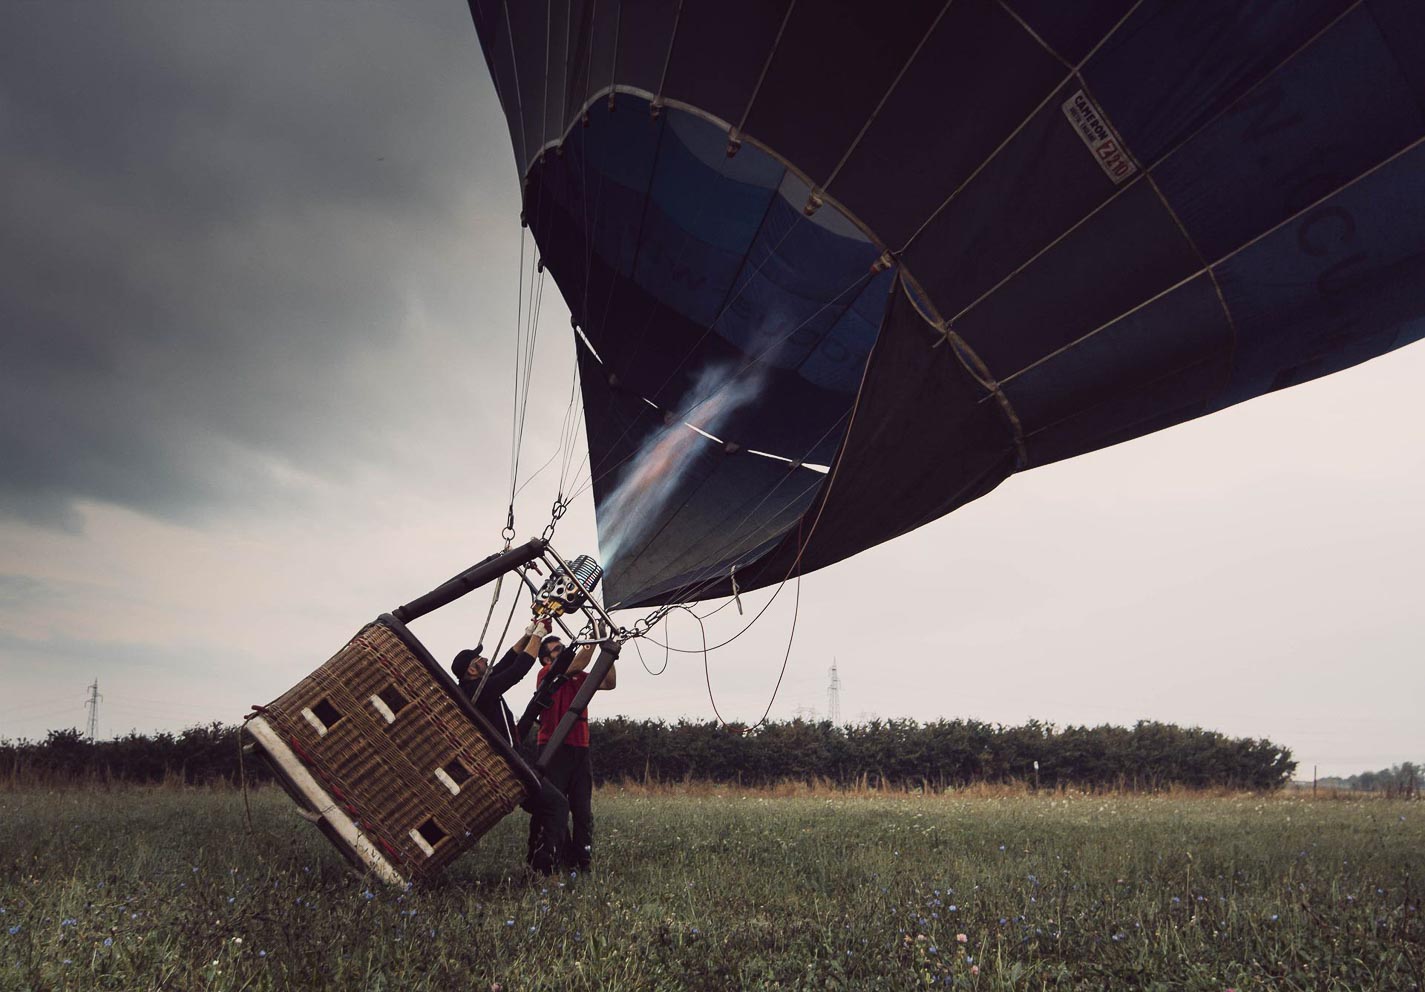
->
<box><xmin>534</xmin><ymin>555</ymin><xmax>603</xmax><ymax>618</ymax></box>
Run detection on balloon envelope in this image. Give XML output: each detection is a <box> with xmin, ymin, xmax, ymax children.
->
<box><xmin>469</xmin><ymin>0</ymin><xmax>1425</xmax><ymax>608</ymax></box>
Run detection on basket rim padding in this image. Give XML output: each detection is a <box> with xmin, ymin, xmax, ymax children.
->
<box><xmin>376</xmin><ymin>613</ymin><xmax>542</xmax><ymax>802</ymax></box>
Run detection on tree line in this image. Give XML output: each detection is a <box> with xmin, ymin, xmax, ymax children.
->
<box><xmin>1</xmin><ymin>717</ymin><xmax>1295</xmax><ymax>791</ymax></box>
<box><xmin>1317</xmin><ymin>762</ymin><xmax>1421</xmax><ymax>797</ymax></box>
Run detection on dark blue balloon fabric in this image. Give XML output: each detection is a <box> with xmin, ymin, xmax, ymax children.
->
<box><xmin>470</xmin><ymin>0</ymin><xmax>1425</xmax><ymax>607</ymax></box>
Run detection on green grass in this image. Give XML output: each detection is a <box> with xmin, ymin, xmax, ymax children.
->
<box><xmin>1</xmin><ymin>786</ymin><xmax>1421</xmax><ymax>990</ymax></box>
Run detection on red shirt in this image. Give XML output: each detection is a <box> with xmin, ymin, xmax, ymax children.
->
<box><xmin>536</xmin><ymin>666</ymin><xmax>590</xmax><ymax>748</ymax></box>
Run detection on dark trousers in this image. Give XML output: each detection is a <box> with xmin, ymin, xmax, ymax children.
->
<box><xmin>527</xmin><ymin>744</ymin><xmax>593</xmax><ymax>872</ymax></box>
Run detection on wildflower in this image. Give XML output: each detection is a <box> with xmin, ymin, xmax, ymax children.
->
<box><xmin>970</xmin><ymin>965</ymin><xmax>979</xmax><ymax>976</ymax></box>
<box><xmin>956</xmin><ymin>933</ymin><xmax>967</xmax><ymax>944</ymax></box>
<box><xmin>1270</xmin><ymin>914</ymin><xmax>1279</xmax><ymax>922</ymax></box>
<box><xmin>491</xmin><ymin>984</ymin><xmax>503</xmax><ymax>992</ymax></box>
<box><xmin>63</xmin><ymin>959</ymin><xmax>72</xmax><ymax>965</ymax></box>
<box><xmin>7</xmin><ymin>926</ymin><xmax>19</xmax><ymax>936</ymax></box>
<box><xmin>103</xmin><ymin>937</ymin><xmax>112</xmax><ymax>946</ymax></box>
<box><xmin>948</xmin><ymin>904</ymin><xmax>958</xmax><ymax>912</ymax></box>
<box><xmin>259</xmin><ymin>950</ymin><xmax>268</xmax><ymax>958</ymax></box>
<box><xmin>232</xmin><ymin>937</ymin><xmax>243</xmax><ymax>945</ymax></box>
<box><xmin>362</xmin><ymin>891</ymin><xmax>375</xmax><ymax>901</ymax></box>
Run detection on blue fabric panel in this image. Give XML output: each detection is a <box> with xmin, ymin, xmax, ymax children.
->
<box><xmin>953</xmin><ymin>178</ymin><xmax>1201</xmax><ymax>378</ymax></box>
<box><xmin>902</xmin><ymin>81</ymin><xmax>1116</xmax><ymax>320</ymax></box>
<box><xmin>741</xmin><ymin>0</ymin><xmax>945</xmax><ymax>186</ymax></box>
<box><xmin>523</xmin><ymin>182</ymin><xmax>877</xmax><ymax>466</ymax></box>
<box><xmin>563</xmin><ymin>103</ymin><xmax>664</xmax><ymax>279</ymax></box>
<box><xmin>825</xmin><ymin>0</ymin><xmax>1064</xmax><ymax>250</ymax></box>
<box><xmin>1155</xmin><ymin>5</ymin><xmax>1425</xmax><ymax>262</ymax></box>
<box><xmin>579</xmin><ymin>94</ymin><xmax>664</xmax><ymax>194</ymax></box>
<box><xmin>1083</xmin><ymin>0</ymin><xmax>1353</xmax><ymax>165</ymax></box>
<box><xmin>1004</xmin><ymin>273</ymin><xmax>1233</xmax><ymax>461</ymax></box>
<box><xmin>714</xmin><ymin>281</ymin><xmax>1017</xmax><ymax>606</ymax></box>
<box><xmin>1214</xmin><ymin>140</ymin><xmax>1425</xmax><ymax>408</ymax></box>
<box><xmin>570</xmin><ymin>105</ymin><xmax>880</xmax><ymax>397</ymax></box>
<box><xmin>473</xmin><ymin>0</ymin><xmax>1425</xmax><ymax>608</ymax></box>
<box><xmin>614</xmin><ymin>0</ymin><xmax>679</xmax><ymax>98</ymax></box>
<box><xmin>712</xmin><ymin>264</ymin><xmax>840</xmax><ymax>371</ymax></box>
<box><xmin>469</xmin><ymin>0</ymin><xmax>529</xmax><ymax>171</ymax></box>
<box><xmin>579</xmin><ymin>346</ymin><xmax>824</xmax><ymax>608</ymax></box>
<box><xmin>1024</xmin><ymin>359</ymin><xmax>1227</xmax><ymax>468</ymax></box>
<box><xmin>643</xmin><ymin>116</ymin><xmax>780</xmax><ymax>256</ymax></box>
<box><xmin>1006</xmin><ymin>0</ymin><xmax>1137</xmax><ymax>63</ymax></box>
<box><xmin>795</xmin><ymin>270</ymin><xmax>895</xmax><ymax>395</ymax></box>
<box><xmin>627</xmin><ymin>199</ymin><xmax>748</xmax><ymax>331</ymax></box>
<box><xmin>729</xmin><ymin>193</ymin><xmax>877</xmax><ymax>306</ymax></box>
<box><xmin>663</xmin><ymin>111</ymin><xmax>787</xmax><ymax>190</ymax></box>
<box><xmin>1368</xmin><ymin>0</ymin><xmax>1425</xmax><ymax>109</ymax></box>
<box><xmin>615</xmin><ymin>460</ymin><xmax>825</xmax><ymax>607</ymax></box>
<box><xmin>661</xmin><ymin>0</ymin><xmax>792</xmax><ymax>127</ymax></box>
<box><xmin>508</xmin><ymin>0</ymin><xmax>550</xmax><ymax>164</ymax></box>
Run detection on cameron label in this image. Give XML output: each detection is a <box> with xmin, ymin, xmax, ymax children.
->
<box><xmin>1063</xmin><ymin>89</ymin><xmax>1137</xmax><ymax>184</ymax></box>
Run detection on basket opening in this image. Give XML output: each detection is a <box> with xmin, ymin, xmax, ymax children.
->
<box><xmin>377</xmin><ymin>684</ymin><xmax>409</xmax><ymax>713</ymax></box>
<box><xmin>416</xmin><ymin>817</ymin><xmax>446</xmax><ymax>847</ymax></box>
<box><xmin>443</xmin><ymin>759</ymin><xmax>472</xmax><ymax>786</ymax></box>
<box><xmin>307</xmin><ymin>698</ymin><xmax>343</xmax><ymax>733</ymax></box>
<box><xmin>370</xmin><ymin>684</ymin><xmax>410</xmax><ymax>723</ymax></box>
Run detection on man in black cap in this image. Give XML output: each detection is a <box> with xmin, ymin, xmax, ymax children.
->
<box><xmin>452</xmin><ymin>618</ymin><xmax>570</xmax><ymax>873</ymax></box>
<box><xmin>451</xmin><ymin>617</ymin><xmax>551</xmax><ymax>747</ymax></box>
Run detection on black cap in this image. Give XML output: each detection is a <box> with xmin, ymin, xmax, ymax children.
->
<box><xmin>452</xmin><ymin>648</ymin><xmax>479</xmax><ymax>681</ymax></box>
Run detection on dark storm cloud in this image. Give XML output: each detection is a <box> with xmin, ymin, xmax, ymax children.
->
<box><xmin>0</xmin><ymin>0</ymin><xmax>515</xmax><ymax>526</ymax></box>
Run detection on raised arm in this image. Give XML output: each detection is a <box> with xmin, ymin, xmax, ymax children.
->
<box><xmin>566</xmin><ymin>643</ymin><xmax>596</xmax><ymax>672</ymax></box>
<box><xmin>481</xmin><ymin>619</ymin><xmax>550</xmax><ymax>697</ymax></box>
<box><xmin>567</xmin><ymin>642</ymin><xmax>616</xmax><ymax>690</ymax></box>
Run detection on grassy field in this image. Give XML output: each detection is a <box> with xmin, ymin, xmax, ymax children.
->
<box><xmin>1</xmin><ymin>786</ymin><xmax>1421</xmax><ymax>991</ymax></box>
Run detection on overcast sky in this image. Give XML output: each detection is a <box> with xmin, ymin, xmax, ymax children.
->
<box><xmin>2</xmin><ymin>0</ymin><xmax>1421</xmax><ymax>778</ymax></box>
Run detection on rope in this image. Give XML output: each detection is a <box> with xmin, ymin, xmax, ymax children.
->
<box><xmin>237</xmin><ymin>720</ymin><xmax>255</xmax><ymax>833</ymax></box>
<box><xmin>631</xmin><ymin>632</ymin><xmax>668</xmax><ymax>676</ymax></box>
<box><xmin>693</xmin><ymin>560</ymin><xmax>800</xmax><ymax>732</ymax></box>
<box><xmin>509</xmin><ymin>226</ymin><xmax>527</xmax><ymax>513</ymax></box>
<box><xmin>469</xmin><ymin>573</ymin><xmax>529</xmax><ymax>707</ymax></box>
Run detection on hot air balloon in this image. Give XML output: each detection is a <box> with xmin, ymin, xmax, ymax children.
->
<box><xmin>467</xmin><ymin>0</ymin><xmax>1425</xmax><ymax>611</ymax></box>
<box><xmin>242</xmin><ymin>0</ymin><xmax>1425</xmax><ymax>886</ymax></box>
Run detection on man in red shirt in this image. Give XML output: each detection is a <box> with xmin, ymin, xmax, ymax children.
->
<box><xmin>527</xmin><ymin>633</ymin><xmax>615</xmax><ymax>874</ymax></box>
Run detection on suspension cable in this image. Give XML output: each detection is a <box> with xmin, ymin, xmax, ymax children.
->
<box><xmin>470</xmin><ymin>570</ymin><xmax>531</xmax><ymax>707</ymax></box>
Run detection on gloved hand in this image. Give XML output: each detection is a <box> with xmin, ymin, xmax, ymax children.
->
<box><xmin>525</xmin><ymin>617</ymin><xmax>551</xmax><ymax>638</ymax></box>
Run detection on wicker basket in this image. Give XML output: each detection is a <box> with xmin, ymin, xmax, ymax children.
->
<box><xmin>245</xmin><ymin>615</ymin><xmax>536</xmax><ymax>884</ymax></box>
